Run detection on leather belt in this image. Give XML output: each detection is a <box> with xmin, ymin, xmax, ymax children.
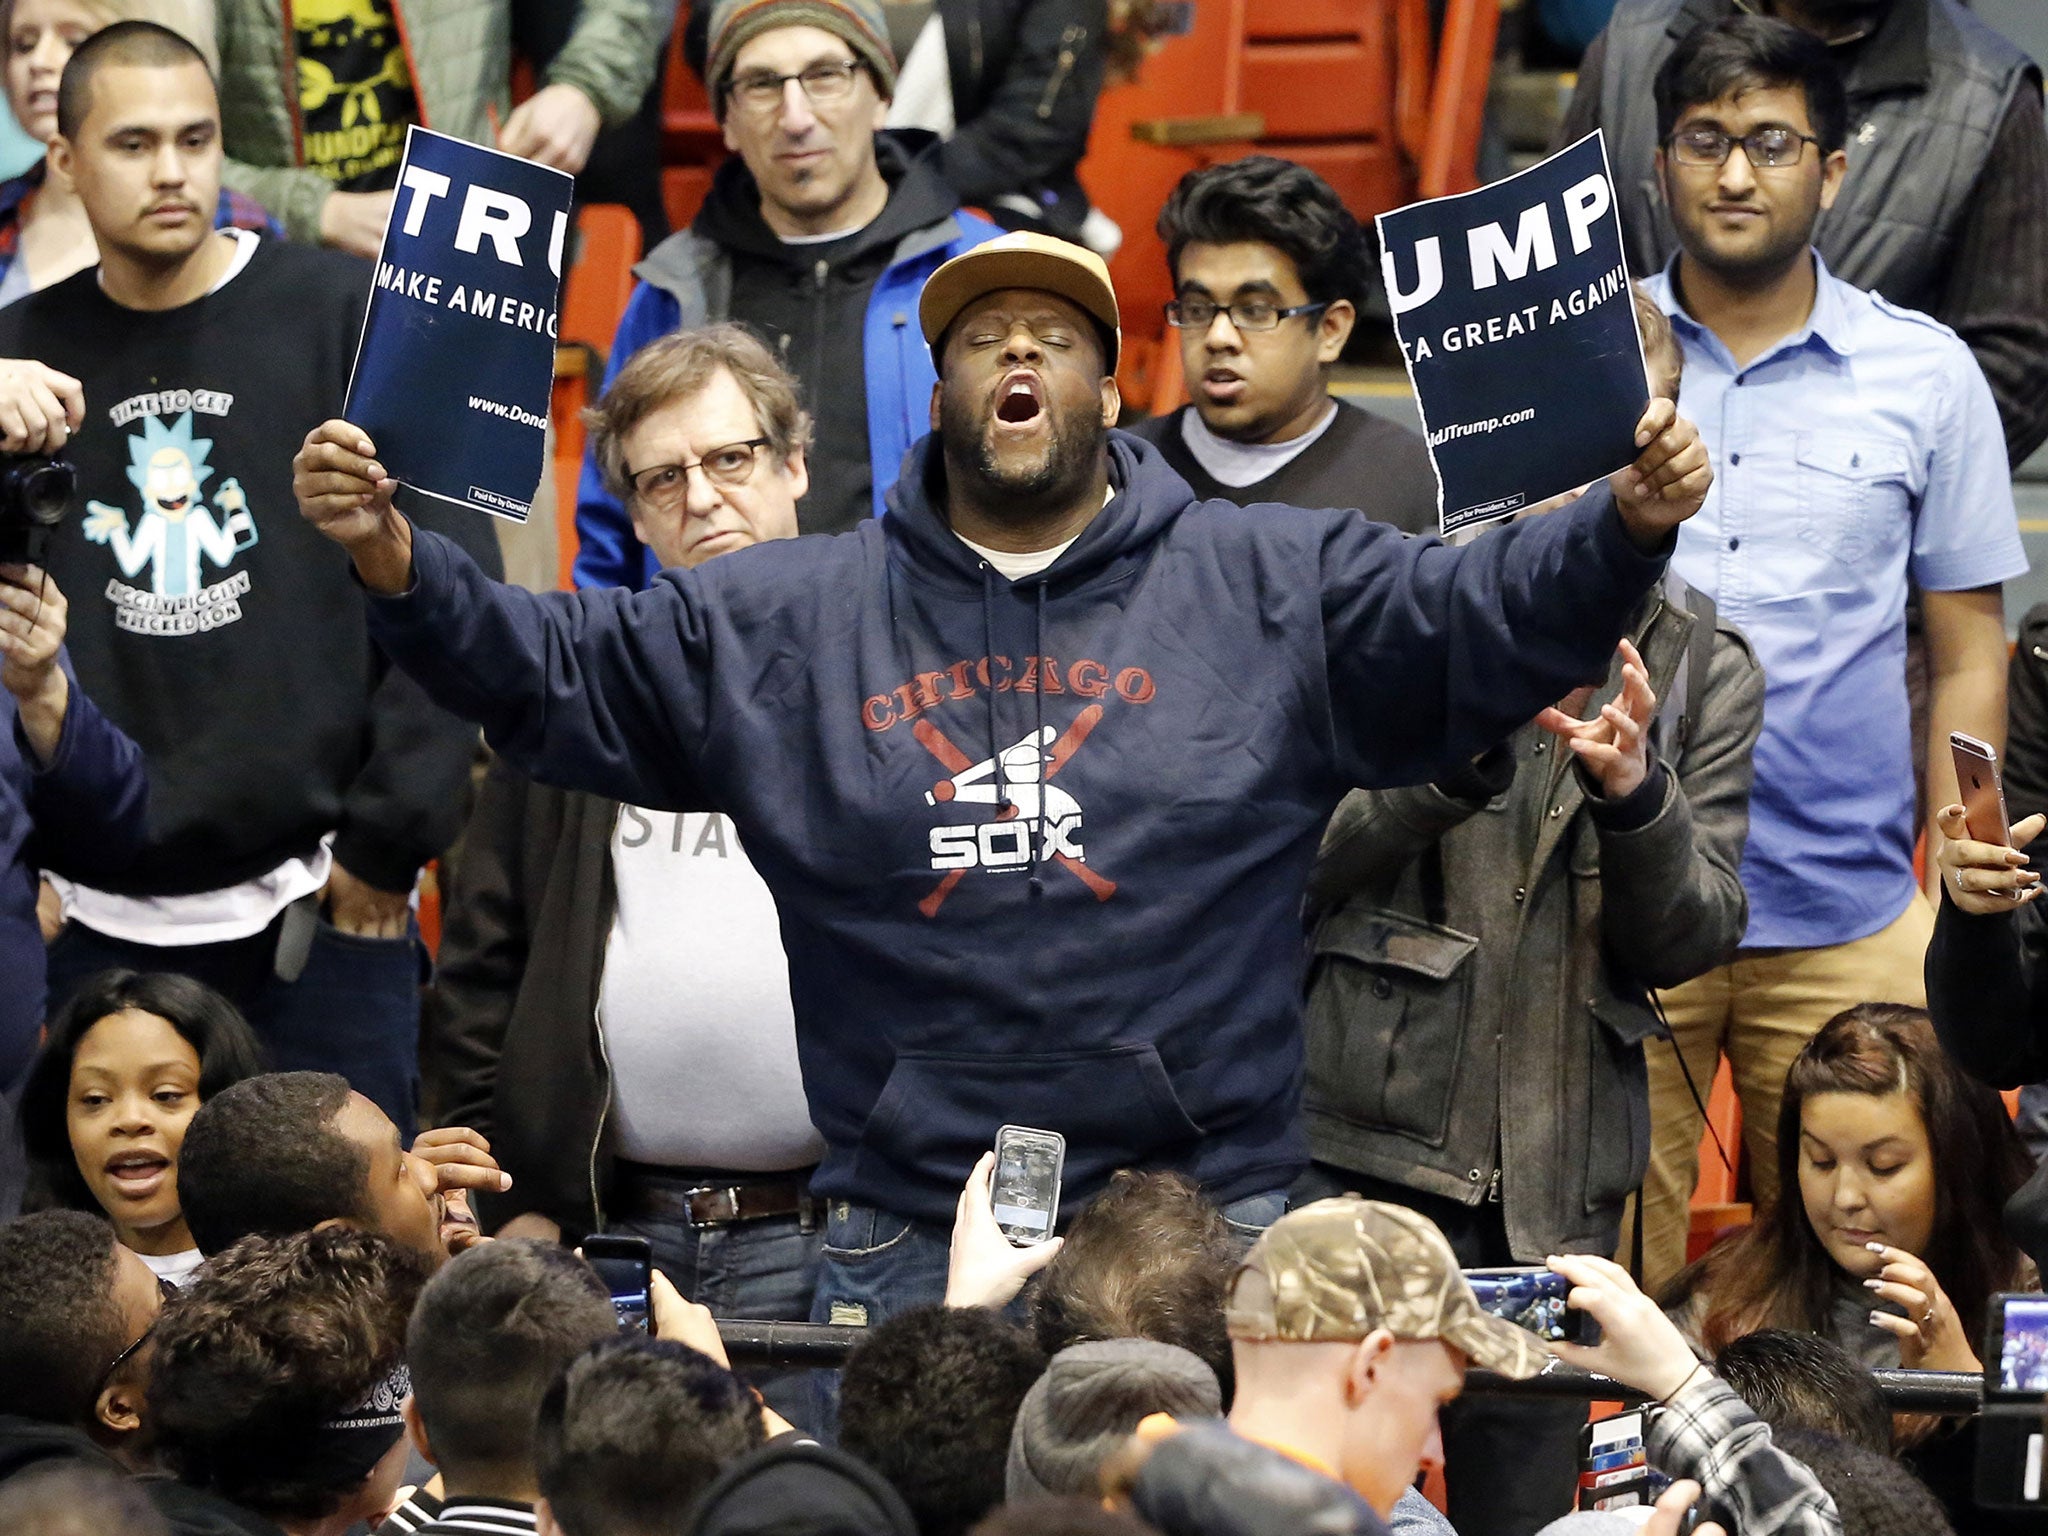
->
<box><xmin>612</xmin><ymin>1164</ymin><xmax>820</xmax><ymax>1230</ymax></box>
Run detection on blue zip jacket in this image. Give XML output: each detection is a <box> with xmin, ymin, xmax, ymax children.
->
<box><xmin>3</xmin><ymin>657</ymin><xmax>148</xmax><ymax>1086</ymax></box>
<box><xmin>367</xmin><ymin>432</ymin><xmax>1667</xmax><ymax>1224</ymax></box>
<box><xmin>571</xmin><ymin>160</ymin><xmax>998</xmax><ymax>591</ymax></box>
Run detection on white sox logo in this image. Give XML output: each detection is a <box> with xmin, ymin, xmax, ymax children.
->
<box><xmin>913</xmin><ymin>706</ymin><xmax>1116</xmax><ymax>917</ymax></box>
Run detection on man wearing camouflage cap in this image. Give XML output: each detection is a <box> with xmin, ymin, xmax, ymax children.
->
<box><xmin>1223</xmin><ymin>1198</ymin><xmax>1548</xmax><ymax>1519</ymax></box>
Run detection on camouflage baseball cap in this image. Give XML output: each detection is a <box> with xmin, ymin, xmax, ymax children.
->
<box><xmin>1225</xmin><ymin>1198</ymin><xmax>1551</xmax><ymax>1380</ymax></box>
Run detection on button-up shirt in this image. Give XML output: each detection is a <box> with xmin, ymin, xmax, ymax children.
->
<box><xmin>1650</xmin><ymin>253</ymin><xmax>2026</xmax><ymax>949</ymax></box>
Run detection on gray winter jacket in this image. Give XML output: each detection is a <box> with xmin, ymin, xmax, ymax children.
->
<box><xmin>1302</xmin><ymin>578</ymin><xmax>1763</xmax><ymax>1260</ymax></box>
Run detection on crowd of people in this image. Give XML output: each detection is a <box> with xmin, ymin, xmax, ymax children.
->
<box><xmin>3</xmin><ymin>0</ymin><xmax>2048</xmax><ymax>1532</ymax></box>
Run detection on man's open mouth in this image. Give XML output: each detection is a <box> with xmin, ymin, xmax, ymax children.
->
<box><xmin>157</xmin><ymin>495</ymin><xmax>189</xmax><ymax>512</ymax></box>
<box><xmin>996</xmin><ymin>371</ymin><xmax>1044</xmax><ymax>425</ymax></box>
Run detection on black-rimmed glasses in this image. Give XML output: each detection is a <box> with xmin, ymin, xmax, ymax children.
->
<box><xmin>725</xmin><ymin>59</ymin><xmax>863</xmax><ymax>115</ymax></box>
<box><xmin>627</xmin><ymin>438</ymin><xmax>772</xmax><ymax>510</ymax></box>
<box><xmin>1165</xmin><ymin>295</ymin><xmax>1331</xmax><ymax>333</ymax></box>
<box><xmin>1666</xmin><ymin>124</ymin><xmax>1820</xmax><ymax>168</ymax></box>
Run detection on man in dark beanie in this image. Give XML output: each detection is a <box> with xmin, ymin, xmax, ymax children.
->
<box><xmin>1006</xmin><ymin>1340</ymin><xmax>1222</xmax><ymax>1502</ymax></box>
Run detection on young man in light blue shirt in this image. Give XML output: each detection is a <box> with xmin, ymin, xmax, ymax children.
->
<box><xmin>1635</xmin><ymin>13</ymin><xmax>2025</xmax><ymax>1289</ymax></box>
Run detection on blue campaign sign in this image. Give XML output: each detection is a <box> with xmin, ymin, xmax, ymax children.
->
<box><xmin>344</xmin><ymin>127</ymin><xmax>574</xmax><ymax>523</ymax></box>
<box><xmin>1376</xmin><ymin>132</ymin><xmax>1648</xmax><ymax>537</ymax></box>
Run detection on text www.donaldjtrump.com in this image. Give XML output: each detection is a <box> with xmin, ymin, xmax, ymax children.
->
<box><xmin>468</xmin><ymin>395</ymin><xmax>548</xmax><ymax>429</ymax></box>
<box><xmin>1427</xmin><ymin>406</ymin><xmax>1536</xmax><ymax>447</ymax></box>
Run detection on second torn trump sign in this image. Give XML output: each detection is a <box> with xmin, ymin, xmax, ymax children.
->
<box><xmin>344</xmin><ymin>127</ymin><xmax>574</xmax><ymax>523</ymax></box>
<box><xmin>1376</xmin><ymin>132</ymin><xmax>1648</xmax><ymax>537</ymax></box>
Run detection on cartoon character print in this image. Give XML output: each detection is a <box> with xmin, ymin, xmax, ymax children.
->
<box><xmin>83</xmin><ymin>411</ymin><xmax>256</xmax><ymax>597</ymax></box>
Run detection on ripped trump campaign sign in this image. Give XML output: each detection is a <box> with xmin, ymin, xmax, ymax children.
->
<box><xmin>1376</xmin><ymin>132</ymin><xmax>1648</xmax><ymax>537</ymax></box>
<box><xmin>344</xmin><ymin>127</ymin><xmax>573</xmax><ymax>523</ymax></box>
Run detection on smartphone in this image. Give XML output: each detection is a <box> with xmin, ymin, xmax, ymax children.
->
<box><xmin>1462</xmin><ymin>1266</ymin><xmax>1597</xmax><ymax>1345</ymax></box>
<box><xmin>1952</xmin><ymin>731</ymin><xmax>2013</xmax><ymax>848</ymax></box>
<box><xmin>990</xmin><ymin>1125</ymin><xmax>1065</xmax><ymax>1245</ymax></box>
<box><xmin>582</xmin><ymin>1234</ymin><xmax>653</xmax><ymax>1334</ymax></box>
<box><xmin>1978</xmin><ymin>1295</ymin><xmax>2048</xmax><ymax>1509</ymax></box>
<box><xmin>1988</xmin><ymin>1294</ymin><xmax>2048</xmax><ymax>1398</ymax></box>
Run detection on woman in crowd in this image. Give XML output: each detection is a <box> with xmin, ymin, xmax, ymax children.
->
<box><xmin>21</xmin><ymin>969</ymin><xmax>264</xmax><ymax>1286</ymax></box>
<box><xmin>0</xmin><ymin>0</ymin><xmax>267</xmax><ymax>304</ymax></box>
<box><xmin>1661</xmin><ymin>1002</ymin><xmax>2032</xmax><ymax>1375</ymax></box>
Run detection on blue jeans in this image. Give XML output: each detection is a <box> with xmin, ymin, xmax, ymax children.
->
<box><xmin>45</xmin><ymin>912</ymin><xmax>423</xmax><ymax>1141</ymax></box>
<box><xmin>808</xmin><ymin>1186</ymin><xmax>1288</xmax><ymax>1430</ymax></box>
<box><xmin>611</xmin><ymin>1203</ymin><xmax>823</xmax><ymax>1433</ymax></box>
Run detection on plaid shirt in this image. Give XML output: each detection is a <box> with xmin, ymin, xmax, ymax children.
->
<box><xmin>1651</xmin><ymin>1374</ymin><xmax>1844</xmax><ymax>1536</ymax></box>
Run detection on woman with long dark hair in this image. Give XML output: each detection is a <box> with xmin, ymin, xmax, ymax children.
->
<box><xmin>1662</xmin><ymin>1002</ymin><xmax>2032</xmax><ymax>1373</ymax></box>
<box><xmin>21</xmin><ymin>969</ymin><xmax>264</xmax><ymax>1285</ymax></box>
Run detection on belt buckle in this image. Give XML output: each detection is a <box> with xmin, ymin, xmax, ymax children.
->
<box><xmin>685</xmin><ymin>1186</ymin><xmax>743</xmax><ymax>1227</ymax></box>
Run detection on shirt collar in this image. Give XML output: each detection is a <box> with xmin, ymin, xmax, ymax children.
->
<box><xmin>1655</xmin><ymin>249</ymin><xmax>1859</xmax><ymax>365</ymax></box>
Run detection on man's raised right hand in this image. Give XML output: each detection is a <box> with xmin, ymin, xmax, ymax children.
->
<box><xmin>0</xmin><ymin>359</ymin><xmax>84</xmax><ymax>453</ymax></box>
<box><xmin>294</xmin><ymin>419</ymin><xmax>413</xmax><ymax>594</ymax></box>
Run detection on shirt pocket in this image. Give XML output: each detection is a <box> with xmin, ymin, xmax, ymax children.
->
<box><xmin>1305</xmin><ymin>906</ymin><xmax>1479</xmax><ymax>1148</ymax></box>
<box><xmin>1794</xmin><ymin>433</ymin><xmax>1912</xmax><ymax>568</ymax></box>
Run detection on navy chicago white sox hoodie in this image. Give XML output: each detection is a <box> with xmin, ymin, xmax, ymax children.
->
<box><xmin>365</xmin><ymin>431</ymin><xmax>1667</xmax><ymax>1225</ymax></box>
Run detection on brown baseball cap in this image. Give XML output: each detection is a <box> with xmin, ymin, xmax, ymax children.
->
<box><xmin>918</xmin><ymin>231</ymin><xmax>1122</xmax><ymax>371</ymax></box>
<box><xmin>1225</xmin><ymin>1198</ymin><xmax>1552</xmax><ymax>1380</ymax></box>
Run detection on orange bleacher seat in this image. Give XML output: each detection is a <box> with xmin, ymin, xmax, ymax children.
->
<box><xmin>663</xmin><ymin>29</ymin><xmax>726</xmax><ymax>231</ymax></box>
<box><xmin>1685</xmin><ymin>1055</ymin><xmax>1751</xmax><ymax>1263</ymax></box>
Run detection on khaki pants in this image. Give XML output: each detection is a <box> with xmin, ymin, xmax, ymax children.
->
<box><xmin>1631</xmin><ymin>894</ymin><xmax>1935</xmax><ymax>1294</ymax></box>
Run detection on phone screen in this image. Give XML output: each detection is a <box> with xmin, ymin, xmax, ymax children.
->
<box><xmin>991</xmin><ymin>1127</ymin><xmax>1064</xmax><ymax>1244</ymax></box>
<box><xmin>583</xmin><ymin>1237</ymin><xmax>652</xmax><ymax>1335</ymax></box>
<box><xmin>1998</xmin><ymin>1296</ymin><xmax>2048</xmax><ymax>1395</ymax></box>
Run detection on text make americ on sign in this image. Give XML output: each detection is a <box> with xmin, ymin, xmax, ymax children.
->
<box><xmin>344</xmin><ymin>126</ymin><xmax>575</xmax><ymax>524</ymax></box>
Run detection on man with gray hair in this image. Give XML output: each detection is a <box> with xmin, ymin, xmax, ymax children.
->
<box><xmin>426</xmin><ymin>324</ymin><xmax>825</xmax><ymax>1426</ymax></box>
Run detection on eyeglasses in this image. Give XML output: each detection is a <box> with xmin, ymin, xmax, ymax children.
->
<box><xmin>725</xmin><ymin>59</ymin><xmax>864</xmax><ymax>115</ymax></box>
<box><xmin>628</xmin><ymin>438</ymin><xmax>772</xmax><ymax>509</ymax></box>
<box><xmin>1666</xmin><ymin>124</ymin><xmax>1820</xmax><ymax>169</ymax></box>
<box><xmin>96</xmin><ymin>1275</ymin><xmax>176</xmax><ymax>1396</ymax></box>
<box><xmin>1164</xmin><ymin>295</ymin><xmax>1331</xmax><ymax>333</ymax></box>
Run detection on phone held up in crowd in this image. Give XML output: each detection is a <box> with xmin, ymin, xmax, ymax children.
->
<box><xmin>582</xmin><ymin>1234</ymin><xmax>653</xmax><ymax>1335</ymax></box>
<box><xmin>990</xmin><ymin>1125</ymin><xmax>1065</xmax><ymax>1247</ymax></box>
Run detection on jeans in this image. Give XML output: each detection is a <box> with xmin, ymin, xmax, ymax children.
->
<box><xmin>611</xmin><ymin>1201</ymin><xmax>824</xmax><ymax>1434</ymax></box>
<box><xmin>45</xmin><ymin>912</ymin><xmax>424</xmax><ymax>1141</ymax></box>
<box><xmin>1292</xmin><ymin>1163</ymin><xmax>1584</xmax><ymax>1536</ymax></box>
<box><xmin>808</xmin><ymin>1186</ymin><xmax>1288</xmax><ymax>1432</ymax></box>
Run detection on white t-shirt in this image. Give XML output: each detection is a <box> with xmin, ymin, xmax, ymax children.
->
<box><xmin>138</xmin><ymin>1246</ymin><xmax>205</xmax><ymax>1288</ymax></box>
<box><xmin>598</xmin><ymin>808</ymin><xmax>824</xmax><ymax>1171</ymax></box>
<box><xmin>1178</xmin><ymin>399</ymin><xmax>1339</xmax><ymax>488</ymax></box>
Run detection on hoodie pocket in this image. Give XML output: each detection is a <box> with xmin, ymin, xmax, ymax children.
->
<box><xmin>855</xmin><ymin>1044</ymin><xmax>1204</xmax><ymax>1197</ymax></box>
<box><xmin>1304</xmin><ymin>907</ymin><xmax>1478</xmax><ymax>1148</ymax></box>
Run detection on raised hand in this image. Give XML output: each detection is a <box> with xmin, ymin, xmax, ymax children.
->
<box><xmin>1934</xmin><ymin>802</ymin><xmax>2043</xmax><ymax>913</ymax></box>
<box><xmin>1536</xmin><ymin>637</ymin><xmax>1656</xmax><ymax>799</ymax></box>
<box><xmin>1610</xmin><ymin>397</ymin><xmax>1712</xmax><ymax>551</ymax></box>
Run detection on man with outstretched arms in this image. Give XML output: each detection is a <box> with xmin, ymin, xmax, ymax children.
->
<box><xmin>294</xmin><ymin>231</ymin><xmax>1711</xmax><ymax>1332</ymax></box>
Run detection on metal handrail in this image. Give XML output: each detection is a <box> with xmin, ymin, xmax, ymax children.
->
<box><xmin>712</xmin><ymin>1321</ymin><xmax>1988</xmax><ymax>1416</ymax></box>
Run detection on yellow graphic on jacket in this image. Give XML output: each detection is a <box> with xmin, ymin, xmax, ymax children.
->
<box><xmin>294</xmin><ymin>0</ymin><xmax>418</xmax><ymax>191</ymax></box>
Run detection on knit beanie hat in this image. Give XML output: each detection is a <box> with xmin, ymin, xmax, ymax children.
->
<box><xmin>1005</xmin><ymin>1339</ymin><xmax>1224</xmax><ymax>1502</ymax></box>
<box><xmin>704</xmin><ymin>0</ymin><xmax>898</xmax><ymax>116</ymax></box>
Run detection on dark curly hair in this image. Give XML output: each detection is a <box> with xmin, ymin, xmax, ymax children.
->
<box><xmin>0</xmin><ymin>1210</ymin><xmax>125</xmax><ymax>1427</ymax></box>
<box><xmin>839</xmin><ymin>1306</ymin><xmax>1047</xmax><ymax>1536</ymax></box>
<box><xmin>1028</xmin><ymin>1170</ymin><xmax>1238</xmax><ymax>1405</ymax></box>
<box><xmin>21</xmin><ymin>969</ymin><xmax>266</xmax><ymax>1214</ymax></box>
<box><xmin>536</xmin><ymin>1336</ymin><xmax>766</xmax><ymax>1536</ymax></box>
<box><xmin>1774</xmin><ymin>1427</ymin><xmax>1956</xmax><ymax>1536</ymax></box>
<box><xmin>1156</xmin><ymin>156</ymin><xmax>1373</xmax><ymax>311</ymax></box>
<box><xmin>149</xmin><ymin>1226</ymin><xmax>428</xmax><ymax>1522</ymax></box>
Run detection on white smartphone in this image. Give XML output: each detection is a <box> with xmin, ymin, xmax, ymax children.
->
<box><xmin>990</xmin><ymin>1124</ymin><xmax>1065</xmax><ymax>1246</ymax></box>
<box><xmin>1952</xmin><ymin>731</ymin><xmax>2014</xmax><ymax>848</ymax></box>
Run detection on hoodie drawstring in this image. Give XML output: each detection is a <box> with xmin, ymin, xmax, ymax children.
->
<box><xmin>1027</xmin><ymin>580</ymin><xmax>1048</xmax><ymax>897</ymax></box>
<box><xmin>981</xmin><ymin>563</ymin><xmax>1007</xmax><ymax>824</ymax></box>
